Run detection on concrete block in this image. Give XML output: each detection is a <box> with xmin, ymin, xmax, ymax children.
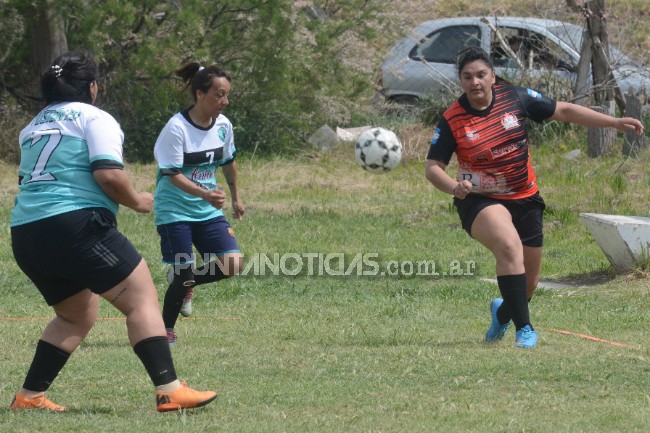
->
<box><xmin>579</xmin><ymin>213</ymin><xmax>650</xmax><ymax>271</ymax></box>
<box><xmin>336</xmin><ymin>125</ymin><xmax>372</xmax><ymax>142</ymax></box>
<box><xmin>308</xmin><ymin>124</ymin><xmax>339</xmax><ymax>151</ymax></box>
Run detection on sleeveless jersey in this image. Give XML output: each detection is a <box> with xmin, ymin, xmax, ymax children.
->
<box><xmin>11</xmin><ymin>102</ymin><xmax>125</xmax><ymax>226</ymax></box>
<box><xmin>427</xmin><ymin>85</ymin><xmax>556</xmax><ymax>199</ymax></box>
<box><xmin>153</xmin><ymin>110</ymin><xmax>236</xmax><ymax>225</ymax></box>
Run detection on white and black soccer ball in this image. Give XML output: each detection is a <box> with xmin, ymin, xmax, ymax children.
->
<box><xmin>354</xmin><ymin>127</ymin><xmax>403</xmax><ymax>174</ymax></box>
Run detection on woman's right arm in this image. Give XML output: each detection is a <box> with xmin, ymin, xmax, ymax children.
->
<box><xmin>168</xmin><ymin>174</ymin><xmax>226</xmax><ymax>210</ymax></box>
<box><xmin>425</xmin><ymin>160</ymin><xmax>472</xmax><ymax>199</ymax></box>
<box><xmin>93</xmin><ymin>168</ymin><xmax>153</xmax><ymax>213</ymax></box>
<box><xmin>425</xmin><ymin>117</ymin><xmax>472</xmax><ymax>199</ymax></box>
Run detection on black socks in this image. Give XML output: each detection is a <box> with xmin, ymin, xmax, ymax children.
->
<box><xmin>133</xmin><ymin>336</ymin><xmax>177</xmax><ymax>386</ymax></box>
<box><xmin>193</xmin><ymin>261</ymin><xmax>227</xmax><ymax>286</ymax></box>
<box><xmin>162</xmin><ymin>263</ymin><xmax>229</xmax><ymax>329</ymax></box>
<box><xmin>23</xmin><ymin>340</ymin><xmax>70</xmax><ymax>392</ymax></box>
<box><xmin>496</xmin><ymin>273</ymin><xmax>532</xmax><ymax>330</ymax></box>
<box><xmin>23</xmin><ymin>337</ymin><xmax>177</xmax><ymax>392</ymax></box>
<box><xmin>162</xmin><ymin>271</ymin><xmax>193</xmax><ymax>329</ymax></box>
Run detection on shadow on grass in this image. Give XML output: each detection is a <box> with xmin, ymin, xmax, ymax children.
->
<box><xmin>1</xmin><ymin>405</ymin><xmax>212</xmax><ymax>416</ymax></box>
<box><xmin>66</xmin><ymin>406</ymin><xmax>116</xmax><ymax>415</ymax></box>
<box><xmin>483</xmin><ymin>270</ymin><xmax>618</xmax><ymax>290</ymax></box>
<box><xmin>336</xmin><ymin>337</ymin><xmax>483</xmax><ymax>349</ymax></box>
<box><xmin>542</xmin><ymin>269</ymin><xmax>617</xmax><ymax>288</ymax></box>
<box><xmin>79</xmin><ymin>340</ymin><xmax>131</xmax><ymax>348</ymax></box>
<box><xmin>0</xmin><ymin>406</ymin><xmax>114</xmax><ymax>416</ymax></box>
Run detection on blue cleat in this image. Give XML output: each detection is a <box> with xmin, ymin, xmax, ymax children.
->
<box><xmin>515</xmin><ymin>325</ymin><xmax>538</xmax><ymax>348</ymax></box>
<box><xmin>485</xmin><ymin>298</ymin><xmax>510</xmax><ymax>341</ymax></box>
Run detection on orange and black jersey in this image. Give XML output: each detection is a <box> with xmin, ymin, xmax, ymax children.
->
<box><xmin>427</xmin><ymin>84</ymin><xmax>556</xmax><ymax>200</ymax></box>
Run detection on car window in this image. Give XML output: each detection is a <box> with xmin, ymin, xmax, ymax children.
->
<box><xmin>547</xmin><ymin>25</ymin><xmax>582</xmax><ymax>52</ymax></box>
<box><xmin>410</xmin><ymin>25</ymin><xmax>481</xmax><ymax>64</ymax></box>
<box><xmin>491</xmin><ymin>27</ymin><xmax>576</xmax><ymax>72</ymax></box>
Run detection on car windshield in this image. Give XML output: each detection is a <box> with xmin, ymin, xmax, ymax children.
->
<box><xmin>411</xmin><ymin>25</ymin><xmax>481</xmax><ymax>63</ymax></box>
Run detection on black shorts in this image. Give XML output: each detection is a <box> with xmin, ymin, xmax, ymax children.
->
<box><xmin>454</xmin><ymin>193</ymin><xmax>546</xmax><ymax>247</ymax></box>
<box><xmin>11</xmin><ymin>208</ymin><xmax>142</xmax><ymax>306</ymax></box>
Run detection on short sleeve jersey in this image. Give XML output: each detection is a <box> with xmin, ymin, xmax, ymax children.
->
<box><xmin>153</xmin><ymin>110</ymin><xmax>236</xmax><ymax>226</ymax></box>
<box><xmin>427</xmin><ymin>85</ymin><xmax>556</xmax><ymax>199</ymax></box>
<box><xmin>10</xmin><ymin>102</ymin><xmax>124</xmax><ymax>227</ymax></box>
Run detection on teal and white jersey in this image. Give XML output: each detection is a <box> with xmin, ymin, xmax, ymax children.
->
<box><xmin>10</xmin><ymin>102</ymin><xmax>125</xmax><ymax>227</ymax></box>
<box><xmin>153</xmin><ymin>110</ymin><xmax>236</xmax><ymax>226</ymax></box>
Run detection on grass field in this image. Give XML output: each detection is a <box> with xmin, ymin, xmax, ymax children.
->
<box><xmin>0</xmin><ymin>131</ymin><xmax>649</xmax><ymax>432</ymax></box>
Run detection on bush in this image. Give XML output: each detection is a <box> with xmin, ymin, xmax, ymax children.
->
<box><xmin>0</xmin><ymin>0</ymin><xmax>390</xmax><ymax>162</ymax></box>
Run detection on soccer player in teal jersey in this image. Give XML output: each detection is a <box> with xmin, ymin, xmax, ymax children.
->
<box><xmin>9</xmin><ymin>51</ymin><xmax>217</xmax><ymax>412</ymax></box>
<box><xmin>153</xmin><ymin>63</ymin><xmax>244</xmax><ymax>346</ymax></box>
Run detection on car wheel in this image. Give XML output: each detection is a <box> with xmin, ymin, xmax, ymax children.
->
<box><xmin>389</xmin><ymin>95</ymin><xmax>420</xmax><ymax>105</ymax></box>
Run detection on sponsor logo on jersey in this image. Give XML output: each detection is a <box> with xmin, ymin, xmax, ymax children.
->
<box><xmin>527</xmin><ymin>88</ymin><xmax>542</xmax><ymax>99</ymax></box>
<box><xmin>465</xmin><ymin>130</ymin><xmax>479</xmax><ymax>142</ymax></box>
<box><xmin>468</xmin><ymin>148</ymin><xmax>491</xmax><ymax>162</ymax></box>
<box><xmin>188</xmin><ymin>166</ymin><xmax>215</xmax><ymax>183</ymax></box>
<box><xmin>431</xmin><ymin>128</ymin><xmax>440</xmax><ymax>144</ymax></box>
<box><xmin>491</xmin><ymin>139</ymin><xmax>526</xmax><ymax>159</ymax></box>
<box><xmin>501</xmin><ymin>112</ymin><xmax>519</xmax><ymax>130</ymax></box>
<box><xmin>218</xmin><ymin>127</ymin><xmax>227</xmax><ymax>142</ymax></box>
<box><xmin>228</xmin><ymin>227</ymin><xmax>236</xmax><ymax>237</ymax></box>
<box><xmin>33</xmin><ymin>108</ymin><xmax>82</xmax><ymax>125</ymax></box>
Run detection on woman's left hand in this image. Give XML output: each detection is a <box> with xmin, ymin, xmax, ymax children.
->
<box><xmin>617</xmin><ymin>117</ymin><xmax>645</xmax><ymax>135</ymax></box>
<box><xmin>232</xmin><ymin>199</ymin><xmax>245</xmax><ymax>220</ymax></box>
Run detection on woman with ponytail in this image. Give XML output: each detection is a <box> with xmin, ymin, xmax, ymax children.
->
<box><xmin>153</xmin><ymin>62</ymin><xmax>244</xmax><ymax>346</ymax></box>
<box><xmin>9</xmin><ymin>51</ymin><xmax>217</xmax><ymax>412</ymax></box>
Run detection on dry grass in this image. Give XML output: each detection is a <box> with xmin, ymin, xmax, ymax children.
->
<box><xmin>234</xmin><ymin>149</ymin><xmax>409</xmax><ymax>216</ymax></box>
<box><xmin>0</xmin><ymin>162</ymin><xmax>19</xmax><ymax>208</ymax></box>
<box><xmin>396</xmin><ymin>122</ymin><xmax>434</xmax><ymax>163</ymax></box>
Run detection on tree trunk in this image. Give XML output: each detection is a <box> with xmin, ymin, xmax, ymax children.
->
<box><xmin>587</xmin><ymin>2</ymin><xmax>610</xmax><ymax>104</ymax></box>
<box><xmin>584</xmin><ymin>0</ymin><xmax>626</xmax><ymax>113</ymax></box>
<box><xmin>622</xmin><ymin>89</ymin><xmax>648</xmax><ymax>157</ymax></box>
<box><xmin>573</xmin><ymin>27</ymin><xmax>593</xmax><ymax>105</ymax></box>
<box><xmin>30</xmin><ymin>1</ymin><xmax>67</xmax><ymax>77</ymax></box>
<box><xmin>587</xmin><ymin>102</ymin><xmax>617</xmax><ymax>157</ymax></box>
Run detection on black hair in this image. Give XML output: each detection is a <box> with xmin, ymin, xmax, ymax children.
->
<box><xmin>456</xmin><ymin>46</ymin><xmax>510</xmax><ymax>85</ymax></box>
<box><xmin>175</xmin><ymin>62</ymin><xmax>230</xmax><ymax>100</ymax></box>
<box><xmin>40</xmin><ymin>51</ymin><xmax>97</xmax><ymax>105</ymax></box>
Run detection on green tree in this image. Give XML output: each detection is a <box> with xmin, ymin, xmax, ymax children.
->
<box><xmin>0</xmin><ymin>0</ymin><xmax>388</xmax><ymax>162</ymax></box>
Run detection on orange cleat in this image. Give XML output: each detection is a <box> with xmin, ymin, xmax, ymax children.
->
<box><xmin>9</xmin><ymin>393</ymin><xmax>66</xmax><ymax>412</ymax></box>
<box><xmin>155</xmin><ymin>383</ymin><xmax>217</xmax><ymax>412</ymax></box>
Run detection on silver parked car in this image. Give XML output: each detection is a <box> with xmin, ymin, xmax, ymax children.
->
<box><xmin>378</xmin><ymin>16</ymin><xmax>650</xmax><ymax>103</ymax></box>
